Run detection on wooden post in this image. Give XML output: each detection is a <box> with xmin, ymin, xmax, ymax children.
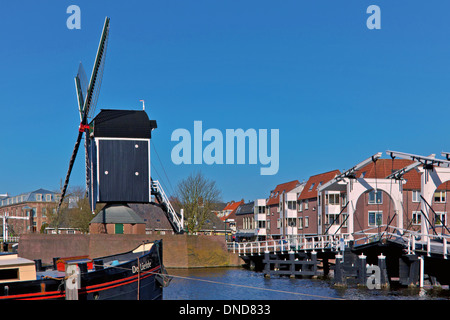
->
<box><xmin>419</xmin><ymin>256</ymin><xmax>424</xmax><ymax>288</ymax></box>
<box><xmin>334</xmin><ymin>254</ymin><xmax>346</xmax><ymax>287</ymax></box>
<box><xmin>443</xmin><ymin>238</ymin><xmax>448</xmax><ymax>259</ymax></box>
<box><xmin>357</xmin><ymin>253</ymin><xmax>367</xmax><ymax>287</ymax></box>
<box><xmin>289</xmin><ymin>251</ymin><xmax>295</xmax><ymax>278</ymax></box>
<box><xmin>378</xmin><ymin>254</ymin><xmax>389</xmax><ymax>289</ymax></box>
<box><xmin>323</xmin><ymin>257</ymin><xmax>330</xmax><ymax>277</ymax></box>
<box><xmin>311</xmin><ymin>251</ymin><xmax>318</xmax><ymax>276</ymax></box>
<box><xmin>65</xmin><ymin>264</ymin><xmax>80</xmax><ymax>300</ymax></box>
<box><xmin>263</xmin><ymin>251</ymin><xmax>270</xmax><ymax>278</ymax></box>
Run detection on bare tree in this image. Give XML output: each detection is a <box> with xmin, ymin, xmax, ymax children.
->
<box><xmin>46</xmin><ymin>186</ymin><xmax>101</xmax><ymax>234</ymax></box>
<box><xmin>176</xmin><ymin>172</ymin><xmax>221</xmax><ymax>234</ymax></box>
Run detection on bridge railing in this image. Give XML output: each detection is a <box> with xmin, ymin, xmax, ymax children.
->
<box><xmin>228</xmin><ymin>233</ymin><xmax>352</xmax><ymax>255</ymax></box>
<box><xmin>352</xmin><ymin>224</ymin><xmax>450</xmax><ymax>259</ymax></box>
<box><xmin>0</xmin><ymin>236</ymin><xmax>20</xmax><ymax>243</ymax></box>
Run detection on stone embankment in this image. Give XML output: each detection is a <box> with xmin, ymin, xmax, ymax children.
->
<box><xmin>18</xmin><ymin>234</ymin><xmax>242</xmax><ymax>268</ymax></box>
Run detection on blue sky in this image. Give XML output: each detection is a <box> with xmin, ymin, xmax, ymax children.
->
<box><xmin>1</xmin><ymin>1</ymin><xmax>450</xmax><ymax>203</ymax></box>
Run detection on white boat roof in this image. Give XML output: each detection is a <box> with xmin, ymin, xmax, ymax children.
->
<box><xmin>0</xmin><ymin>253</ymin><xmax>35</xmax><ymax>267</ymax></box>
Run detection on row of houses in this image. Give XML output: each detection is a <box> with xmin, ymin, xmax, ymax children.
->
<box><xmin>0</xmin><ymin>189</ymin><xmax>62</xmax><ymax>237</ymax></box>
<box><xmin>0</xmin><ymin>188</ymin><xmax>228</xmax><ymax>238</ymax></box>
<box><xmin>218</xmin><ymin>158</ymin><xmax>450</xmax><ymax>242</ymax></box>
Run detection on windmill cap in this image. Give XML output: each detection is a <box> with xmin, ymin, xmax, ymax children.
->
<box><xmin>90</xmin><ymin>109</ymin><xmax>157</xmax><ymax>139</ymax></box>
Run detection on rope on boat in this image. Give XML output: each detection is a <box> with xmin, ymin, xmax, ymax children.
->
<box><xmin>92</xmin><ymin>263</ymin><xmax>346</xmax><ymax>301</ymax></box>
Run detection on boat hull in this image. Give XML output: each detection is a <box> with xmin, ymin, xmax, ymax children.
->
<box><xmin>0</xmin><ymin>240</ymin><xmax>165</xmax><ymax>300</ymax></box>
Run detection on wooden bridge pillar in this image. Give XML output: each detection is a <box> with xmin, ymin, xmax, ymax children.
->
<box><xmin>399</xmin><ymin>254</ymin><xmax>420</xmax><ymax>287</ymax></box>
<box><xmin>333</xmin><ymin>253</ymin><xmax>346</xmax><ymax>287</ymax></box>
<box><xmin>378</xmin><ymin>254</ymin><xmax>390</xmax><ymax>289</ymax></box>
<box><xmin>357</xmin><ymin>253</ymin><xmax>367</xmax><ymax>287</ymax></box>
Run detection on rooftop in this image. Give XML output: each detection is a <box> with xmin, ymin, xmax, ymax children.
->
<box><xmin>267</xmin><ymin>180</ymin><xmax>300</xmax><ymax>205</ymax></box>
<box><xmin>298</xmin><ymin>170</ymin><xmax>340</xmax><ymax>200</ymax></box>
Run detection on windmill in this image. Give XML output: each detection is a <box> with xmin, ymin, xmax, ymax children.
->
<box><xmin>56</xmin><ymin>17</ymin><xmax>110</xmax><ymax>215</ymax></box>
<box><xmin>56</xmin><ymin>17</ymin><xmax>184</xmax><ymax>234</ymax></box>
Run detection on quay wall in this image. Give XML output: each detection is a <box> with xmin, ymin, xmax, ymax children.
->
<box><xmin>17</xmin><ymin>234</ymin><xmax>242</xmax><ymax>268</ymax></box>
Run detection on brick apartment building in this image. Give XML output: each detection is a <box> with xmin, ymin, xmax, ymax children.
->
<box><xmin>298</xmin><ymin>170</ymin><xmax>341</xmax><ymax>236</ymax></box>
<box><xmin>265</xmin><ymin>180</ymin><xmax>303</xmax><ymax>240</ymax></box>
<box><xmin>318</xmin><ymin>159</ymin><xmax>450</xmax><ymax>237</ymax></box>
<box><xmin>0</xmin><ymin>189</ymin><xmax>61</xmax><ymax>239</ymax></box>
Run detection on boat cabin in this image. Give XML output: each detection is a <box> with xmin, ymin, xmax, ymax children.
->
<box><xmin>0</xmin><ymin>253</ymin><xmax>36</xmax><ymax>283</ymax></box>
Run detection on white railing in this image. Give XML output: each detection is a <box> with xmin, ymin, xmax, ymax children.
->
<box><xmin>152</xmin><ymin>180</ymin><xmax>183</xmax><ymax>233</ymax></box>
<box><xmin>228</xmin><ymin>225</ymin><xmax>450</xmax><ymax>259</ymax></box>
<box><xmin>352</xmin><ymin>224</ymin><xmax>450</xmax><ymax>259</ymax></box>
<box><xmin>0</xmin><ymin>236</ymin><xmax>20</xmax><ymax>243</ymax></box>
<box><xmin>228</xmin><ymin>233</ymin><xmax>351</xmax><ymax>255</ymax></box>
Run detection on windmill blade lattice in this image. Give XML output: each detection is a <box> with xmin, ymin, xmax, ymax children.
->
<box><xmin>57</xmin><ymin>17</ymin><xmax>110</xmax><ymax>214</ymax></box>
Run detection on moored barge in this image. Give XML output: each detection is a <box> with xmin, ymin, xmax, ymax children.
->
<box><xmin>0</xmin><ymin>240</ymin><xmax>168</xmax><ymax>300</ymax></box>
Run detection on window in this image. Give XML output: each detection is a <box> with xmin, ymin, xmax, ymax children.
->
<box><xmin>287</xmin><ymin>218</ymin><xmax>296</xmax><ymax>227</ymax></box>
<box><xmin>36</xmin><ymin>194</ymin><xmax>42</xmax><ymax>201</ymax></box>
<box><xmin>326</xmin><ymin>214</ymin><xmax>340</xmax><ymax>225</ymax></box>
<box><xmin>412</xmin><ymin>211</ymin><xmax>421</xmax><ymax>225</ymax></box>
<box><xmin>342</xmin><ymin>214</ymin><xmax>348</xmax><ymax>227</ymax></box>
<box><xmin>368</xmin><ymin>190</ymin><xmax>382</xmax><ymax>204</ymax></box>
<box><xmin>0</xmin><ymin>268</ymin><xmax>19</xmax><ymax>281</ymax></box>
<box><xmin>258</xmin><ymin>206</ymin><xmax>265</xmax><ymax>214</ymax></box>
<box><xmin>341</xmin><ymin>193</ymin><xmax>347</xmax><ymax>207</ymax></box>
<box><xmin>258</xmin><ymin>220</ymin><xmax>266</xmax><ymax>229</ymax></box>
<box><xmin>309</xmin><ymin>183</ymin><xmax>315</xmax><ymax>191</ymax></box>
<box><xmin>435</xmin><ymin>212</ymin><xmax>446</xmax><ymax>226</ymax></box>
<box><xmin>304</xmin><ymin>216</ymin><xmax>309</xmax><ymax>228</ymax></box>
<box><xmin>277</xmin><ymin>218</ymin><xmax>281</xmax><ymax>229</ymax></box>
<box><xmin>298</xmin><ymin>201</ymin><xmax>302</xmax><ymax>212</ymax></box>
<box><xmin>298</xmin><ymin>217</ymin><xmax>303</xmax><ymax>229</ymax></box>
<box><xmin>368</xmin><ymin>211</ymin><xmax>383</xmax><ymax>226</ymax></box>
<box><xmin>305</xmin><ymin>200</ymin><xmax>309</xmax><ymax>210</ymax></box>
<box><xmin>46</xmin><ymin>194</ymin><xmax>52</xmax><ymax>202</ymax></box>
<box><xmin>434</xmin><ymin>191</ymin><xmax>446</xmax><ymax>203</ymax></box>
<box><xmin>287</xmin><ymin>201</ymin><xmax>296</xmax><ymax>210</ymax></box>
<box><xmin>412</xmin><ymin>190</ymin><xmax>421</xmax><ymax>203</ymax></box>
<box><xmin>326</xmin><ymin>194</ymin><xmax>340</xmax><ymax>205</ymax></box>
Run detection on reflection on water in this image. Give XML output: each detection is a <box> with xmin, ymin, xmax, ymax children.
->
<box><xmin>163</xmin><ymin>267</ymin><xmax>450</xmax><ymax>300</ymax></box>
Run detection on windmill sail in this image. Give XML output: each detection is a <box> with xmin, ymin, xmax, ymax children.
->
<box><xmin>57</xmin><ymin>17</ymin><xmax>110</xmax><ymax>214</ymax></box>
<box><xmin>75</xmin><ymin>62</ymin><xmax>88</xmax><ymax>121</ymax></box>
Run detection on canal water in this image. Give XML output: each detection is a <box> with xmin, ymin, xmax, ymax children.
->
<box><xmin>163</xmin><ymin>267</ymin><xmax>450</xmax><ymax>300</ymax></box>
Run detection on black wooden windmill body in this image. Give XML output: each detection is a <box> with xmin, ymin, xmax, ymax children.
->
<box><xmin>57</xmin><ymin>17</ymin><xmax>183</xmax><ymax>234</ymax></box>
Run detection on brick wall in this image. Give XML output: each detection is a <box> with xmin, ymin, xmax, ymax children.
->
<box><xmin>18</xmin><ymin>234</ymin><xmax>242</xmax><ymax>268</ymax></box>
